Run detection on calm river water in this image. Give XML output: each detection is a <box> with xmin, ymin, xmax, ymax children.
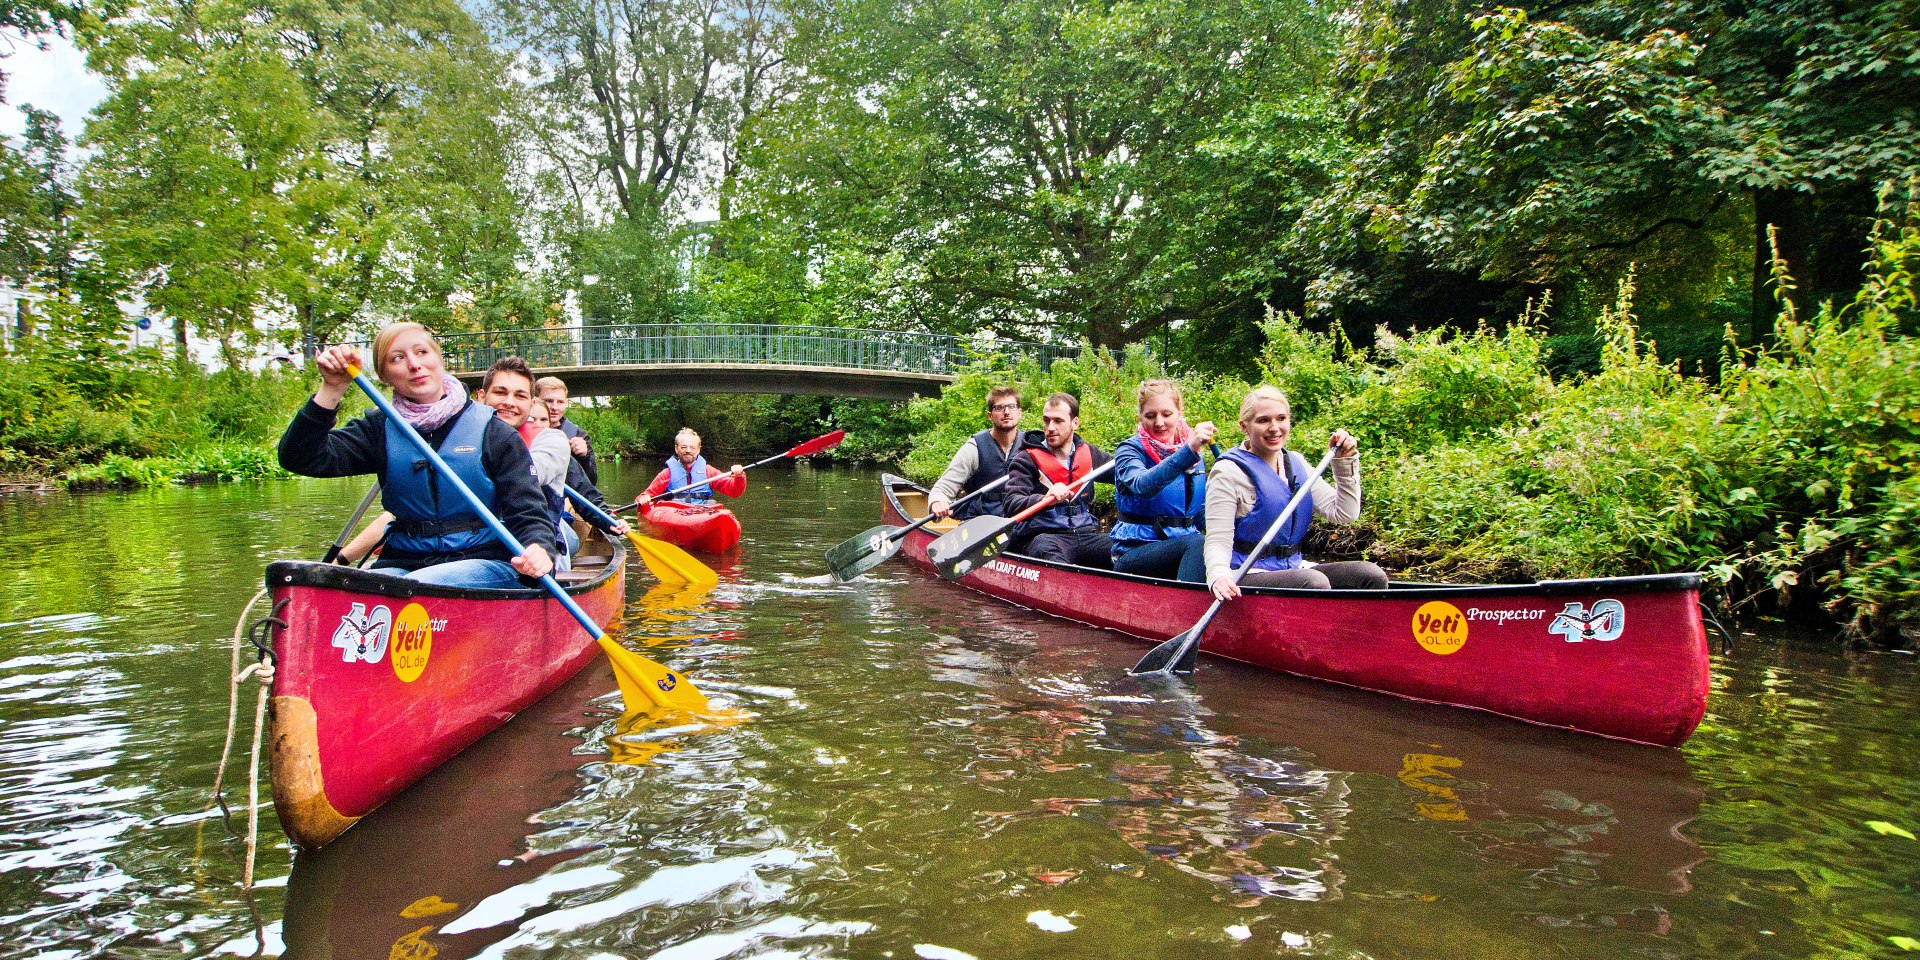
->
<box><xmin>2</xmin><ymin>463</ymin><xmax>1916</xmax><ymax>959</ymax></box>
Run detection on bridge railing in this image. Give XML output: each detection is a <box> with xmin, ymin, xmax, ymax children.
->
<box><xmin>415</xmin><ymin>323</ymin><xmax>1076</xmax><ymax>376</ymax></box>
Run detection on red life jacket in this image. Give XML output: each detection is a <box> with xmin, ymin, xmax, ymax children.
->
<box><xmin>1028</xmin><ymin>442</ymin><xmax>1092</xmax><ymax>487</ymax></box>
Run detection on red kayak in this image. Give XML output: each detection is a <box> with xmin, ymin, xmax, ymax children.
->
<box><xmin>264</xmin><ymin>538</ymin><xmax>626</xmax><ymax>848</ymax></box>
<box><xmin>640</xmin><ymin>499</ymin><xmax>742</xmax><ymax>553</ymax></box>
<box><xmin>881</xmin><ymin>474</ymin><xmax>1710</xmax><ymax>747</ymax></box>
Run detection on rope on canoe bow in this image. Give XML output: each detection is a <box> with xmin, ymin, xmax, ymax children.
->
<box><xmin>213</xmin><ymin>590</ymin><xmax>285</xmax><ymax>890</ymax></box>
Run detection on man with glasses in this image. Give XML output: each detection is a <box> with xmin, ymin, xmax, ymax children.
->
<box><xmin>928</xmin><ymin>386</ymin><xmax>1022</xmax><ymax>520</ymax></box>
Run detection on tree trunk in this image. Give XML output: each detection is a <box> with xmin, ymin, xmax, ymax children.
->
<box><xmin>1750</xmin><ymin>187</ymin><xmax>1812</xmax><ymax>343</ymax></box>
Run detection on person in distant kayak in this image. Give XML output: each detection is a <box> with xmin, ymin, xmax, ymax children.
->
<box><xmin>278</xmin><ymin>322</ymin><xmax>554</xmax><ymax>588</ymax></box>
<box><xmin>1202</xmin><ymin>385</ymin><xmax>1388</xmax><ymax>598</ymax></box>
<box><xmin>1110</xmin><ymin>379</ymin><xmax>1215</xmax><ymax>581</ymax></box>
<box><xmin>1001</xmin><ymin>392</ymin><xmax>1115</xmax><ymax>568</ymax></box>
<box><xmin>927</xmin><ymin>385</ymin><xmax>1021</xmax><ymax>520</ymax></box>
<box><xmin>633</xmin><ymin>428</ymin><xmax>746</xmax><ymax>508</ymax></box>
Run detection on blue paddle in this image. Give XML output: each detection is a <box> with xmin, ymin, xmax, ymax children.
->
<box><xmin>345</xmin><ymin>365</ymin><xmax>707</xmax><ymax>712</ymax></box>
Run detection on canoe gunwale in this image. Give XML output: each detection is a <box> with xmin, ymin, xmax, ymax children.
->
<box><xmin>263</xmin><ymin>534</ymin><xmax>624</xmax><ymax>601</ymax></box>
<box><xmin>879</xmin><ymin>473</ymin><xmax>1702</xmax><ymax>600</ymax></box>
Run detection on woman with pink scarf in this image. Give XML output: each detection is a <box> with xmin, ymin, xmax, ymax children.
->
<box><xmin>277</xmin><ymin>322</ymin><xmax>555</xmax><ymax>589</ymax></box>
<box><xmin>1109</xmin><ymin>379</ymin><xmax>1217</xmax><ymax>581</ymax></box>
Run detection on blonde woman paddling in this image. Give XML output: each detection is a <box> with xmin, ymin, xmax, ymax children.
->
<box><xmin>1203</xmin><ymin>386</ymin><xmax>1388</xmax><ymax>599</ymax></box>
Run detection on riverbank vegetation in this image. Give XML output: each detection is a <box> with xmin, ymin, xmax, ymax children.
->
<box><xmin>905</xmin><ymin>220</ymin><xmax>1920</xmax><ymax>640</ymax></box>
<box><xmin>4</xmin><ymin>0</ymin><xmax>1915</xmax><ymax>635</ymax></box>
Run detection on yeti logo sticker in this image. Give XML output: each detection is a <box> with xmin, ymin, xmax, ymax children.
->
<box><xmin>332</xmin><ymin>602</ymin><xmax>392</xmax><ymax>663</ymax></box>
<box><xmin>1548</xmin><ymin>599</ymin><xmax>1626</xmax><ymax>643</ymax></box>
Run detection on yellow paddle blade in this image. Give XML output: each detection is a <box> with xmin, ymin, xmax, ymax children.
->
<box><xmin>595</xmin><ymin>634</ymin><xmax>709</xmax><ymax>712</ymax></box>
<box><xmin>626</xmin><ymin>531</ymin><xmax>719</xmax><ymax>587</ymax></box>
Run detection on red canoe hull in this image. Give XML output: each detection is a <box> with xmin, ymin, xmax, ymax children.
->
<box><xmin>264</xmin><ymin>544</ymin><xmax>626</xmax><ymax>847</ymax></box>
<box><xmin>882</xmin><ymin>475</ymin><xmax>1710</xmax><ymax>747</ymax></box>
<box><xmin>640</xmin><ymin>500</ymin><xmax>742</xmax><ymax>552</ymax></box>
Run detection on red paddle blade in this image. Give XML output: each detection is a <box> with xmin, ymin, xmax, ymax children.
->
<box><xmin>783</xmin><ymin>429</ymin><xmax>846</xmax><ymax>459</ymax></box>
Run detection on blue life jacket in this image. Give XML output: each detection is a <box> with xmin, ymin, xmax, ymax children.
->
<box><xmin>954</xmin><ymin>429</ymin><xmax>1013</xmax><ymax>520</ymax></box>
<box><xmin>382</xmin><ymin>401</ymin><xmax>497</xmax><ymax>557</ymax></box>
<box><xmin>1112</xmin><ymin>436</ymin><xmax>1205</xmax><ymax>544</ymax></box>
<box><xmin>666</xmin><ymin>455</ymin><xmax>714</xmax><ymax>503</ymax></box>
<box><xmin>1221</xmin><ymin>447</ymin><xmax>1314</xmax><ymax>572</ymax></box>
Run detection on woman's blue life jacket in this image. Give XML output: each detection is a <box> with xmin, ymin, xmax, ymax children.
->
<box><xmin>1220</xmin><ymin>446</ymin><xmax>1315</xmax><ymax>572</ymax></box>
<box><xmin>381</xmin><ymin>400</ymin><xmax>498</xmax><ymax>557</ymax></box>
<box><xmin>1112</xmin><ymin>436</ymin><xmax>1206</xmax><ymax>545</ymax></box>
<box><xmin>953</xmin><ymin>429</ymin><xmax>1013</xmax><ymax>520</ymax></box>
<box><xmin>666</xmin><ymin>455</ymin><xmax>714</xmax><ymax>503</ymax></box>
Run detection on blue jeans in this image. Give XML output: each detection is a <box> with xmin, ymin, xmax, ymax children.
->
<box><xmin>371</xmin><ymin>558</ymin><xmax>526</xmax><ymax>589</ymax></box>
<box><xmin>1112</xmin><ymin>533</ymin><xmax>1207</xmax><ymax>582</ymax></box>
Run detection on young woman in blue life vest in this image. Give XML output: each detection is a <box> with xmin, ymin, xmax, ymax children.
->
<box><xmin>927</xmin><ymin>385</ymin><xmax>1022</xmax><ymax>520</ymax></box>
<box><xmin>1201</xmin><ymin>385</ymin><xmax>1389</xmax><ymax>599</ymax></box>
<box><xmin>633</xmin><ymin>428</ymin><xmax>746</xmax><ymax>507</ymax></box>
<box><xmin>1110</xmin><ymin>379</ymin><xmax>1217</xmax><ymax>581</ymax></box>
<box><xmin>278</xmin><ymin>322</ymin><xmax>556</xmax><ymax>589</ymax></box>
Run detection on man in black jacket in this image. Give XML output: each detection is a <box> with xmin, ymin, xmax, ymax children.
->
<box><xmin>1001</xmin><ymin>392</ymin><xmax>1115</xmax><ymax>568</ymax></box>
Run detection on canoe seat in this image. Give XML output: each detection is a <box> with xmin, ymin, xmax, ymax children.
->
<box><xmin>552</xmin><ymin>568</ymin><xmax>598</xmax><ymax>584</ymax></box>
<box><xmin>572</xmin><ymin>553</ymin><xmax>612</xmax><ymax>568</ymax></box>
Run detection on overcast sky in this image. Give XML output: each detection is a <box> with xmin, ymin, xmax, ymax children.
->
<box><xmin>2</xmin><ymin>32</ymin><xmax>107</xmax><ymax>144</ymax></box>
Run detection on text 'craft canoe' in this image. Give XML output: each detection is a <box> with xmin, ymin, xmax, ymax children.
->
<box><xmin>640</xmin><ymin>500</ymin><xmax>742</xmax><ymax>553</ymax></box>
<box><xmin>264</xmin><ymin>534</ymin><xmax>627</xmax><ymax>848</ymax></box>
<box><xmin>880</xmin><ymin>474</ymin><xmax>1710</xmax><ymax>747</ymax></box>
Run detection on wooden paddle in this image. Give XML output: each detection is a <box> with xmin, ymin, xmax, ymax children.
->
<box><xmin>632</xmin><ymin>429</ymin><xmax>847</xmax><ymax>506</ymax></box>
<box><xmin>1130</xmin><ymin>446</ymin><xmax>1337</xmax><ymax>677</ymax></box>
<box><xmin>346</xmin><ymin>365</ymin><xmax>708</xmax><ymax>713</ymax></box>
<box><xmin>565</xmin><ymin>485</ymin><xmax>719</xmax><ymax>587</ymax></box>
<box><xmin>926</xmin><ymin>459</ymin><xmax>1116</xmax><ymax>580</ymax></box>
<box><xmin>825</xmin><ymin>475</ymin><xmax>1009</xmax><ymax>582</ymax></box>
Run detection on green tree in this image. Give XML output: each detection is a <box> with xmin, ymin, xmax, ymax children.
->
<box><xmin>716</xmin><ymin>0</ymin><xmax>1338</xmax><ymax>349</ymax></box>
<box><xmin>78</xmin><ymin>0</ymin><xmax>531</xmax><ymax>360</ymax></box>
<box><xmin>1303</xmin><ymin>0</ymin><xmax>1920</xmax><ymax>341</ymax></box>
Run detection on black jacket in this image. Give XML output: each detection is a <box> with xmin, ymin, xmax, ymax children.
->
<box><xmin>555</xmin><ymin>416</ymin><xmax>599</xmax><ymax>486</ymax></box>
<box><xmin>278</xmin><ymin>397</ymin><xmax>556</xmax><ymax>566</ymax></box>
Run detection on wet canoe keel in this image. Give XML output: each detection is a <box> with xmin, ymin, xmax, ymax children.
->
<box><xmin>265</xmin><ymin>539</ymin><xmax>626</xmax><ymax>848</ymax></box>
<box><xmin>881</xmin><ymin>475</ymin><xmax>1710</xmax><ymax>747</ymax></box>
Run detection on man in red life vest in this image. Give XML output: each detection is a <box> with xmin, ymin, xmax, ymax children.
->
<box><xmin>1001</xmin><ymin>392</ymin><xmax>1115</xmax><ymax>568</ymax></box>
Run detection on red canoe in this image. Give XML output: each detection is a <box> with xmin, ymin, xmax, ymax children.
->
<box><xmin>640</xmin><ymin>499</ymin><xmax>742</xmax><ymax>553</ymax></box>
<box><xmin>881</xmin><ymin>474</ymin><xmax>1711</xmax><ymax>747</ymax></box>
<box><xmin>264</xmin><ymin>538</ymin><xmax>626</xmax><ymax>848</ymax></box>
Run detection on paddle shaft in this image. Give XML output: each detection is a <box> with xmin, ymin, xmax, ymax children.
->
<box><xmin>346</xmin><ymin>371</ymin><xmax>606</xmax><ymax>643</ymax></box>
<box><xmin>894</xmin><ymin>475</ymin><xmax>1008</xmax><ymax>542</ymax></box>
<box><xmin>321</xmin><ymin>481</ymin><xmax>383</xmax><ymax>564</ymax></box>
<box><xmin>564</xmin><ymin>485</ymin><xmax>622</xmax><ymax>530</ymax></box>
<box><xmin>1132</xmin><ymin>446</ymin><xmax>1336</xmax><ymax>676</ymax></box>
<box><xmin>651</xmin><ymin>430</ymin><xmax>844</xmax><ymax>501</ymax></box>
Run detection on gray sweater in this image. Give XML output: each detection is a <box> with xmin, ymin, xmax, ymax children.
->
<box><xmin>1202</xmin><ymin>448</ymin><xmax>1361</xmax><ymax>585</ymax></box>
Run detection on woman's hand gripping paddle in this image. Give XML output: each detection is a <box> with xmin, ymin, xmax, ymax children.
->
<box><xmin>926</xmin><ymin>459</ymin><xmax>1117</xmax><ymax>580</ymax></box>
<box><xmin>636</xmin><ymin>429</ymin><xmax>845</xmax><ymax>505</ymax></box>
<box><xmin>1129</xmin><ymin>446</ymin><xmax>1336</xmax><ymax>677</ymax></box>
<box><xmin>825</xmin><ymin>475</ymin><xmax>1009</xmax><ymax>582</ymax></box>
<box><xmin>345</xmin><ymin>364</ymin><xmax>707</xmax><ymax>713</ymax></box>
<box><xmin>565</xmin><ymin>486</ymin><xmax>719</xmax><ymax>587</ymax></box>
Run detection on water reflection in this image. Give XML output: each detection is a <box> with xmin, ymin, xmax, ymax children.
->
<box><xmin>0</xmin><ymin>467</ymin><xmax>1916</xmax><ymax>960</ymax></box>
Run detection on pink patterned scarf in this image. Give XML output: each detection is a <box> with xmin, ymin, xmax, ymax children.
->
<box><xmin>1136</xmin><ymin>421</ymin><xmax>1190</xmax><ymax>465</ymax></box>
<box><xmin>390</xmin><ymin>373</ymin><xmax>468</xmax><ymax>433</ymax></box>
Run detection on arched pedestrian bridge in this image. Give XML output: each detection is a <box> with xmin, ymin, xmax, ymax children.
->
<box><xmin>436</xmin><ymin>323</ymin><xmax>1075</xmax><ymax>400</ymax></box>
